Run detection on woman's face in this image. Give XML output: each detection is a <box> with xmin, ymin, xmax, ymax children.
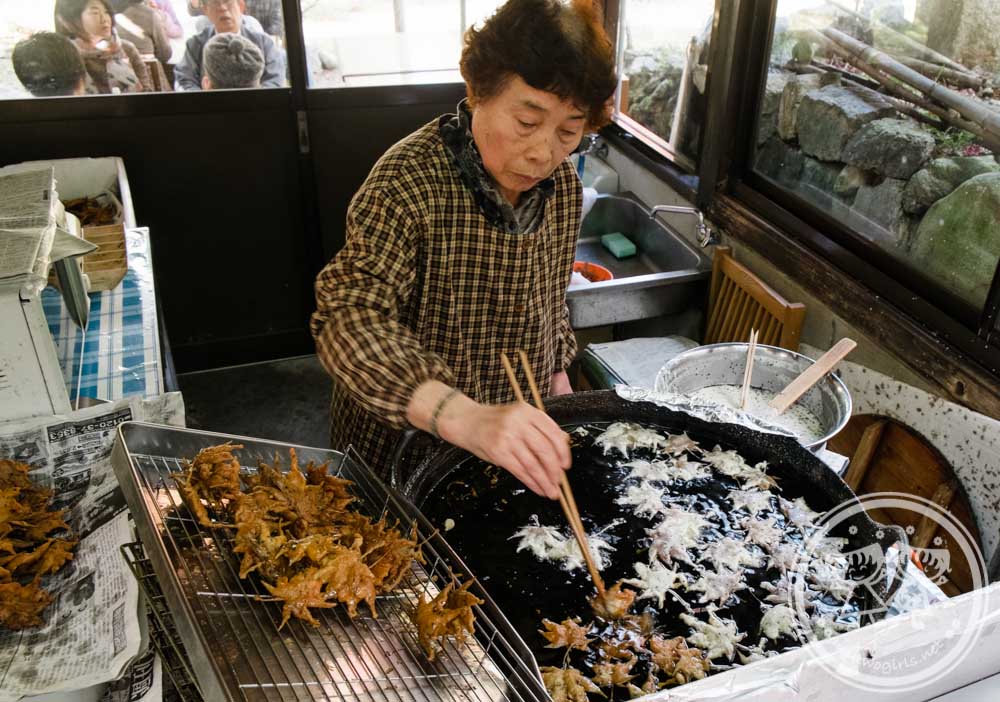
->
<box><xmin>80</xmin><ymin>0</ymin><xmax>113</xmax><ymax>42</ymax></box>
<box><xmin>470</xmin><ymin>75</ymin><xmax>587</xmax><ymax>206</ymax></box>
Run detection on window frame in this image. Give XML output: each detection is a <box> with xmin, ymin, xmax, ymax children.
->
<box><xmin>707</xmin><ymin>0</ymin><xmax>1000</xmax><ymax>406</ymax></box>
<box><xmin>598</xmin><ymin>0</ymin><xmax>729</xmax><ymax>199</ymax></box>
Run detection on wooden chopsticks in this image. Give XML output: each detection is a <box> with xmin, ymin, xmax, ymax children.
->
<box><xmin>739</xmin><ymin>329</ymin><xmax>759</xmax><ymax>410</ymax></box>
<box><xmin>500</xmin><ymin>351</ymin><xmax>606</xmax><ymax>596</ymax></box>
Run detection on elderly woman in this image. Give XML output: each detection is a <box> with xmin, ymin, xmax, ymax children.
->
<box><xmin>311</xmin><ymin>0</ymin><xmax>617</xmax><ymax>500</ymax></box>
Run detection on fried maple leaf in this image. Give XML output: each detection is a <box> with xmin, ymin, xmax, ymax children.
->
<box><xmin>539</xmin><ymin>617</ymin><xmax>593</xmax><ymax>651</ymax></box>
<box><xmin>541</xmin><ymin>666</ymin><xmax>605</xmax><ymax>702</ymax></box>
<box><xmin>263</xmin><ymin>570</ymin><xmax>335</xmax><ymax>628</ymax></box>
<box><xmin>315</xmin><ymin>545</ymin><xmax>378</xmax><ymax>618</ymax></box>
<box><xmin>414</xmin><ymin>579</ymin><xmax>484</xmax><ymax>660</ymax></box>
<box><xmin>0</xmin><ymin>460</ymin><xmax>32</xmax><ymax>490</ymax></box>
<box><xmin>32</xmin><ymin>538</ymin><xmax>76</xmax><ymax>579</ymax></box>
<box><xmin>590</xmin><ymin>582</ymin><xmax>636</xmax><ymax>620</ymax></box>
<box><xmin>0</xmin><ymin>581</ymin><xmax>52</xmax><ymax>630</ymax></box>
<box><xmin>626</xmin><ymin>671</ymin><xmax>660</xmax><ymax>698</ymax></box>
<box><xmin>171</xmin><ymin>443</ymin><xmax>244</xmax><ymax>525</ymax></box>
<box><xmin>648</xmin><ymin>635</ymin><xmax>709</xmax><ymax>683</ymax></box>
<box><xmin>591</xmin><ymin>655</ymin><xmax>637</xmax><ymax>688</ymax></box>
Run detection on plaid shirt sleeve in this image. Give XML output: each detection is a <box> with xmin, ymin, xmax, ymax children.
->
<box><xmin>556</xmin><ymin>301</ymin><xmax>577</xmax><ymax>372</ymax></box>
<box><xmin>311</xmin><ymin>183</ymin><xmax>456</xmax><ymax>430</ymax></box>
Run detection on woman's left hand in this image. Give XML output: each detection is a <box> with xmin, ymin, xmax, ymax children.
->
<box><xmin>550</xmin><ymin>371</ymin><xmax>573</xmax><ymax>396</ymax></box>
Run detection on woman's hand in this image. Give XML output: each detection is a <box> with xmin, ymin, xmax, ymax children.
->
<box><xmin>407</xmin><ymin>381</ymin><xmax>571</xmax><ymax>500</ymax></box>
<box><xmin>550</xmin><ymin>370</ymin><xmax>573</xmax><ymax>396</ymax></box>
<box><xmin>447</xmin><ymin>402</ymin><xmax>570</xmax><ymax>499</ymax></box>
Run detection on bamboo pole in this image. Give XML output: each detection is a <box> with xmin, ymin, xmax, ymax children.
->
<box><xmin>818</xmin><ymin>26</ymin><xmax>1000</xmax><ymax>143</ymax></box>
<box><xmin>826</xmin><ymin>0</ymin><xmax>978</xmax><ymax>78</ymax></box>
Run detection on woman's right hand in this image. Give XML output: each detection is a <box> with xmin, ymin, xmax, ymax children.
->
<box><xmin>406</xmin><ymin>380</ymin><xmax>571</xmax><ymax>500</ymax></box>
<box><xmin>447</xmin><ymin>402</ymin><xmax>571</xmax><ymax>500</ymax></box>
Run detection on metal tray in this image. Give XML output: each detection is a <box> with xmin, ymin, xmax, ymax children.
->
<box><xmin>111</xmin><ymin>422</ymin><xmax>548</xmax><ymax>702</ymax></box>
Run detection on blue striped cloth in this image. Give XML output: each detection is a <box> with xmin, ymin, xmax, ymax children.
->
<box><xmin>42</xmin><ymin>228</ymin><xmax>163</xmax><ymax>403</ymax></box>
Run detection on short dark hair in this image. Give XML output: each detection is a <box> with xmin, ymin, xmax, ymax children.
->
<box><xmin>12</xmin><ymin>32</ymin><xmax>87</xmax><ymax>97</ymax></box>
<box><xmin>460</xmin><ymin>0</ymin><xmax>617</xmax><ymax>130</ymax></box>
<box><xmin>54</xmin><ymin>0</ymin><xmax>116</xmax><ymax>40</ymax></box>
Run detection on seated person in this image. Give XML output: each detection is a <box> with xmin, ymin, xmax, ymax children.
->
<box><xmin>201</xmin><ymin>32</ymin><xmax>263</xmax><ymax>89</ymax></box>
<box><xmin>54</xmin><ymin>0</ymin><xmax>152</xmax><ymax>93</ymax></box>
<box><xmin>113</xmin><ymin>0</ymin><xmax>173</xmax><ymax>64</ymax></box>
<box><xmin>174</xmin><ymin>0</ymin><xmax>284</xmax><ymax>90</ymax></box>
<box><xmin>12</xmin><ymin>31</ymin><xmax>88</xmax><ymax>97</ymax></box>
<box><xmin>187</xmin><ymin>0</ymin><xmax>283</xmax><ymax>38</ymax></box>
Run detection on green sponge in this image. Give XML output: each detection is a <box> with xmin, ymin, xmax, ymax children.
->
<box><xmin>601</xmin><ymin>232</ymin><xmax>636</xmax><ymax>259</ymax></box>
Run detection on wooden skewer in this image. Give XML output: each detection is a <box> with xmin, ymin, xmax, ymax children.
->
<box><xmin>739</xmin><ymin>329</ymin><xmax>759</xmax><ymax>410</ymax></box>
<box><xmin>500</xmin><ymin>351</ymin><xmax>606</xmax><ymax>596</ymax></box>
<box><xmin>768</xmin><ymin>338</ymin><xmax>858</xmax><ymax>415</ymax></box>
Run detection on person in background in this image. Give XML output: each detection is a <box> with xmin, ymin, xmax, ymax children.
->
<box><xmin>113</xmin><ymin>0</ymin><xmax>172</xmax><ymax>64</ymax></box>
<box><xmin>174</xmin><ymin>0</ymin><xmax>284</xmax><ymax>90</ymax></box>
<box><xmin>55</xmin><ymin>0</ymin><xmax>152</xmax><ymax>93</ymax></box>
<box><xmin>201</xmin><ymin>32</ymin><xmax>263</xmax><ymax>89</ymax></box>
<box><xmin>150</xmin><ymin>0</ymin><xmax>183</xmax><ymax>39</ymax></box>
<box><xmin>12</xmin><ymin>32</ymin><xmax>88</xmax><ymax>97</ymax></box>
<box><xmin>186</xmin><ymin>0</ymin><xmax>282</xmax><ymax>37</ymax></box>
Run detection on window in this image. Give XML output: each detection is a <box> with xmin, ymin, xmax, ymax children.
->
<box><xmin>751</xmin><ymin>0</ymin><xmax>1000</xmax><ymax>315</ymax></box>
<box><xmin>610</xmin><ymin>0</ymin><xmax>716</xmax><ymax>169</ymax></box>
<box><xmin>0</xmin><ymin>0</ymin><xmax>289</xmax><ymax>97</ymax></box>
<box><xmin>302</xmin><ymin>1</ymin><xmax>505</xmax><ymax>89</ymax></box>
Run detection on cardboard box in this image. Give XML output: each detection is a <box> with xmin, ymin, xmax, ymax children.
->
<box><xmin>0</xmin><ymin>157</ymin><xmax>136</xmax><ymax>228</ymax></box>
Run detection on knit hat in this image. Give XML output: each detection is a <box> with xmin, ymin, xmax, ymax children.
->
<box><xmin>202</xmin><ymin>32</ymin><xmax>264</xmax><ymax>89</ymax></box>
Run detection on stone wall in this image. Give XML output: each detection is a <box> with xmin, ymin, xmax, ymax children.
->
<box><xmin>755</xmin><ymin>69</ymin><xmax>1000</xmax><ymax>308</ymax></box>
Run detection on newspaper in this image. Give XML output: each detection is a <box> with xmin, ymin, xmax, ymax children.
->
<box><xmin>0</xmin><ymin>393</ymin><xmax>184</xmax><ymax>701</ymax></box>
<box><xmin>0</xmin><ymin>168</ymin><xmax>94</xmax><ymax>294</ymax></box>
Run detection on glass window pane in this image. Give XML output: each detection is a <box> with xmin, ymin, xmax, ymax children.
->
<box><xmin>0</xmin><ymin>0</ymin><xmax>288</xmax><ymax>98</ymax></box>
<box><xmin>753</xmin><ymin>0</ymin><xmax>1000</xmax><ymax>311</ymax></box>
<box><xmin>613</xmin><ymin>0</ymin><xmax>715</xmax><ymax>168</ymax></box>
<box><xmin>302</xmin><ymin>1</ymin><xmax>506</xmax><ymax>89</ymax></box>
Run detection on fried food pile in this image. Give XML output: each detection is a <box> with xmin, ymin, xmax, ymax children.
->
<box><xmin>413</xmin><ymin>578</ymin><xmax>484</xmax><ymax>661</ymax></box>
<box><xmin>63</xmin><ymin>197</ymin><xmax>119</xmax><ymax>227</ymax></box>
<box><xmin>173</xmin><ymin>445</ymin><xmax>423</xmax><ymax>629</ymax></box>
<box><xmin>0</xmin><ymin>460</ymin><xmax>78</xmax><ymax>630</ymax></box>
<box><xmin>539</xmin><ymin>580</ymin><xmax>709</xmax><ymax>701</ymax></box>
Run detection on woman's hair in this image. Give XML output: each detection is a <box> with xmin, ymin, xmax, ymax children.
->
<box><xmin>460</xmin><ymin>0</ymin><xmax>617</xmax><ymax>130</ymax></box>
<box><xmin>54</xmin><ymin>0</ymin><xmax>116</xmax><ymax>39</ymax></box>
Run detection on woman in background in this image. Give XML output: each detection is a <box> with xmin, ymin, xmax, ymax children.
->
<box><xmin>55</xmin><ymin>0</ymin><xmax>152</xmax><ymax>93</ymax></box>
<box><xmin>113</xmin><ymin>0</ymin><xmax>173</xmax><ymax>64</ymax></box>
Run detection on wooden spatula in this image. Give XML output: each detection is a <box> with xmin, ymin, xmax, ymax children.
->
<box><xmin>769</xmin><ymin>339</ymin><xmax>857</xmax><ymax>415</ymax></box>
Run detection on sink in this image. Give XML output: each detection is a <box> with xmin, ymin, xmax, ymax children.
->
<box><xmin>567</xmin><ymin>193</ymin><xmax>712</xmax><ymax>328</ymax></box>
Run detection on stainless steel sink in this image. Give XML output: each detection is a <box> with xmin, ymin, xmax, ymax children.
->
<box><xmin>568</xmin><ymin>193</ymin><xmax>712</xmax><ymax>328</ymax></box>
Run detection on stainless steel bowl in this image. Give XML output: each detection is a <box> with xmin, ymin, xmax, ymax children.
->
<box><xmin>655</xmin><ymin>343</ymin><xmax>853</xmax><ymax>450</ymax></box>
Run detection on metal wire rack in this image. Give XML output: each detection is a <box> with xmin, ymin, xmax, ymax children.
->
<box><xmin>111</xmin><ymin>422</ymin><xmax>548</xmax><ymax>702</ymax></box>
<box><xmin>121</xmin><ymin>541</ymin><xmax>204</xmax><ymax>702</ymax></box>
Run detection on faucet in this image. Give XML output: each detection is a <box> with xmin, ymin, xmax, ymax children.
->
<box><xmin>648</xmin><ymin>204</ymin><xmax>718</xmax><ymax>248</ymax></box>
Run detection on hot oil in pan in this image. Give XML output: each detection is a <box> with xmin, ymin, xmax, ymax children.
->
<box><xmin>421</xmin><ymin>422</ymin><xmax>863</xmax><ymax>677</ymax></box>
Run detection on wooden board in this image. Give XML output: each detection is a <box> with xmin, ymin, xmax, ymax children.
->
<box><xmin>829</xmin><ymin>414</ymin><xmax>982</xmax><ymax>596</ymax></box>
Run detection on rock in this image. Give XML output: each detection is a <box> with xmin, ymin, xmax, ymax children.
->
<box><xmin>758</xmin><ymin>71</ymin><xmax>792</xmax><ymax>145</ymax></box>
<box><xmin>798</xmin><ymin>157</ymin><xmax>844</xmax><ymax>199</ymax></box>
<box><xmin>777</xmin><ymin>74</ymin><xmax>823</xmax><ymax>142</ymax></box>
<box><xmin>842</xmin><ymin>118</ymin><xmax>934</xmax><ymax>179</ymax></box>
<box><xmin>909</xmin><ymin>172</ymin><xmax>1000</xmax><ymax>306</ymax></box>
<box><xmin>834</xmin><ymin>165</ymin><xmax>873</xmax><ymax>199</ymax></box>
<box><xmin>902</xmin><ymin>155</ymin><xmax>1000</xmax><ymax>213</ymax></box>
<box><xmin>852</xmin><ymin>178</ymin><xmax>911</xmax><ymax>247</ymax></box>
<box><xmin>796</xmin><ymin>84</ymin><xmax>896</xmax><ymax>161</ymax></box>
<box><xmin>755</xmin><ymin>138</ymin><xmax>804</xmax><ymax>186</ymax></box>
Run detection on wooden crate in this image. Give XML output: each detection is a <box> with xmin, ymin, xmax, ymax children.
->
<box><xmin>81</xmin><ymin>223</ymin><xmax>127</xmax><ymax>291</ymax></box>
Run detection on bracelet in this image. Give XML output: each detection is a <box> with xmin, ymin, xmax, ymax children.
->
<box><xmin>429</xmin><ymin>388</ymin><xmax>461</xmax><ymax>439</ymax></box>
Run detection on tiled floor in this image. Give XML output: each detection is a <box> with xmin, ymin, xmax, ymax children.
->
<box><xmin>178</xmin><ymin>355</ymin><xmax>332</xmax><ymax>449</ymax></box>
